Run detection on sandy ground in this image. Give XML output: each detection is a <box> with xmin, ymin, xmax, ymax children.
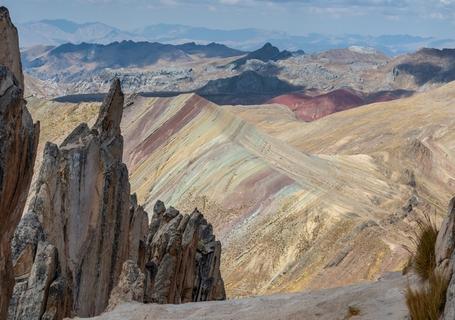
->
<box><xmin>75</xmin><ymin>272</ymin><xmax>409</xmax><ymax>320</ymax></box>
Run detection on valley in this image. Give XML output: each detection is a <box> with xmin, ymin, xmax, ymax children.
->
<box><xmin>2</xmin><ymin>2</ymin><xmax>455</xmax><ymax>319</ymax></box>
<box><xmin>26</xmin><ymin>80</ymin><xmax>455</xmax><ymax>300</ymax></box>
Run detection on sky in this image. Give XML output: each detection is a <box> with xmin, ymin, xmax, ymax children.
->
<box><xmin>1</xmin><ymin>0</ymin><xmax>455</xmax><ymax>38</ymax></box>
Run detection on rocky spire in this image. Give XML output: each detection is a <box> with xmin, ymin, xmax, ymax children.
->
<box><xmin>0</xmin><ymin>7</ymin><xmax>24</xmax><ymax>90</ymax></box>
<box><xmin>9</xmin><ymin>79</ymin><xmax>134</xmax><ymax>319</ymax></box>
<box><xmin>94</xmin><ymin>78</ymin><xmax>123</xmax><ymax>139</ymax></box>
<box><xmin>0</xmin><ymin>6</ymin><xmax>39</xmax><ymax>319</ymax></box>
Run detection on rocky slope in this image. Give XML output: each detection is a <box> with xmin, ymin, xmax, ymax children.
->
<box><xmin>76</xmin><ymin>272</ymin><xmax>409</xmax><ymax>320</ymax></box>
<box><xmin>197</xmin><ymin>70</ymin><xmax>302</xmax><ymax>105</ymax></box>
<box><xmin>22</xmin><ymin>41</ymin><xmax>243</xmax><ymax>96</ymax></box>
<box><xmin>391</xmin><ymin>48</ymin><xmax>455</xmax><ymax>89</ymax></box>
<box><xmin>127</xmin><ymin>83</ymin><xmax>455</xmax><ymax>297</ymax></box>
<box><xmin>24</xmin><ymin>44</ymin><xmax>455</xmax><ymax>120</ymax></box>
<box><xmin>0</xmin><ymin>7</ymin><xmax>39</xmax><ymax>319</ymax></box>
<box><xmin>230</xmin><ymin>81</ymin><xmax>455</xmax><ymax>213</ymax></box>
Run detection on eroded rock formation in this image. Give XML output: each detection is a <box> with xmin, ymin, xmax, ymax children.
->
<box><xmin>8</xmin><ymin>80</ymin><xmax>225</xmax><ymax>319</ymax></box>
<box><xmin>8</xmin><ymin>79</ymin><xmax>143</xmax><ymax>319</ymax></box>
<box><xmin>107</xmin><ymin>260</ymin><xmax>146</xmax><ymax>311</ymax></box>
<box><xmin>104</xmin><ymin>198</ymin><xmax>227</xmax><ymax>312</ymax></box>
<box><xmin>107</xmin><ymin>200</ymin><xmax>227</xmax><ymax>309</ymax></box>
<box><xmin>435</xmin><ymin>197</ymin><xmax>455</xmax><ymax>319</ymax></box>
<box><xmin>0</xmin><ymin>6</ymin><xmax>39</xmax><ymax>319</ymax></box>
<box><xmin>0</xmin><ymin>7</ymin><xmax>23</xmax><ymax>90</ymax></box>
<box><xmin>144</xmin><ymin>201</ymin><xmax>226</xmax><ymax>304</ymax></box>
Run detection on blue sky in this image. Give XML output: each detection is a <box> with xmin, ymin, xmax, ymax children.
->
<box><xmin>1</xmin><ymin>0</ymin><xmax>455</xmax><ymax>37</ymax></box>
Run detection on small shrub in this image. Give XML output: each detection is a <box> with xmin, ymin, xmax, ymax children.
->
<box><xmin>405</xmin><ymin>272</ymin><xmax>449</xmax><ymax>320</ymax></box>
<box><xmin>347</xmin><ymin>306</ymin><xmax>360</xmax><ymax>317</ymax></box>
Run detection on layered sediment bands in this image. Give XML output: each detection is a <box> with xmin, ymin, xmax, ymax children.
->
<box><xmin>0</xmin><ymin>6</ymin><xmax>39</xmax><ymax>319</ymax></box>
<box><xmin>269</xmin><ymin>88</ymin><xmax>413</xmax><ymax>122</ymax></box>
<box><xmin>120</xmin><ymin>94</ymin><xmax>413</xmax><ymax>297</ymax></box>
<box><xmin>27</xmin><ymin>82</ymin><xmax>455</xmax><ymax>298</ymax></box>
<box><xmin>9</xmin><ymin>80</ymin><xmax>138</xmax><ymax>318</ymax></box>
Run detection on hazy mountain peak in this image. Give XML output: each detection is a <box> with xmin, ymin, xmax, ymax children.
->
<box><xmin>39</xmin><ymin>19</ymin><xmax>84</xmax><ymax>33</ymax></box>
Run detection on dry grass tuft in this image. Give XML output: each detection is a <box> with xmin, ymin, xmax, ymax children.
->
<box><xmin>406</xmin><ymin>214</ymin><xmax>438</xmax><ymax>280</ymax></box>
<box><xmin>343</xmin><ymin>305</ymin><xmax>361</xmax><ymax>319</ymax></box>
<box><xmin>348</xmin><ymin>306</ymin><xmax>360</xmax><ymax>316</ymax></box>
<box><xmin>404</xmin><ymin>213</ymin><xmax>448</xmax><ymax>320</ymax></box>
<box><xmin>405</xmin><ymin>272</ymin><xmax>449</xmax><ymax>320</ymax></box>
<box><xmin>413</xmin><ymin>221</ymin><xmax>438</xmax><ymax>280</ymax></box>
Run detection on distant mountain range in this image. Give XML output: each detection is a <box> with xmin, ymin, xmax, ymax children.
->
<box><xmin>18</xmin><ymin>20</ymin><xmax>455</xmax><ymax>55</ymax></box>
<box><xmin>26</xmin><ymin>41</ymin><xmax>243</xmax><ymax>70</ymax></box>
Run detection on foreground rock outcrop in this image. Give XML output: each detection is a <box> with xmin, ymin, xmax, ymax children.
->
<box><xmin>0</xmin><ymin>6</ymin><xmax>39</xmax><ymax>319</ymax></box>
<box><xmin>435</xmin><ymin>198</ymin><xmax>455</xmax><ymax>319</ymax></box>
<box><xmin>0</xmin><ymin>7</ymin><xmax>24</xmax><ymax>90</ymax></box>
<box><xmin>9</xmin><ymin>79</ymin><xmax>137</xmax><ymax>319</ymax></box>
<box><xmin>143</xmin><ymin>201</ymin><xmax>225</xmax><ymax>304</ymax></box>
<box><xmin>107</xmin><ymin>200</ymin><xmax>226</xmax><ymax>310</ymax></box>
<box><xmin>8</xmin><ymin>80</ymin><xmax>225</xmax><ymax>319</ymax></box>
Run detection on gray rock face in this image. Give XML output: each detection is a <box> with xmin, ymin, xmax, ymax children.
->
<box><xmin>436</xmin><ymin>197</ymin><xmax>455</xmax><ymax>319</ymax></box>
<box><xmin>9</xmin><ymin>79</ymin><xmax>144</xmax><ymax>319</ymax></box>
<box><xmin>107</xmin><ymin>260</ymin><xmax>146</xmax><ymax>311</ymax></box>
<box><xmin>0</xmin><ymin>7</ymin><xmax>23</xmax><ymax>90</ymax></box>
<box><xmin>0</xmin><ymin>6</ymin><xmax>39</xmax><ymax>319</ymax></box>
<box><xmin>106</xmin><ymin>200</ymin><xmax>226</xmax><ymax>307</ymax></box>
<box><xmin>8</xmin><ymin>242</ymin><xmax>59</xmax><ymax>320</ymax></box>
<box><xmin>144</xmin><ymin>201</ymin><xmax>226</xmax><ymax>304</ymax></box>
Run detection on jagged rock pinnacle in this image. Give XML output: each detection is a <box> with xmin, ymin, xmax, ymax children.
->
<box><xmin>0</xmin><ymin>6</ymin><xmax>24</xmax><ymax>90</ymax></box>
<box><xmin>94</xmin><ymin>78</ymin><xmax>124</xmax><ymax>138</ymax></box>
<box><xmin>0</xmin><ymin>6</ymin><xmax>39</xmax><ymax>319</ymax></box>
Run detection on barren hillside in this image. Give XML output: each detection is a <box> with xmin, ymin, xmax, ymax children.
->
<box><xmin>26</xmin><ymin>83</ymin><xmax>455</xmax><ymax>299</ymax></box>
